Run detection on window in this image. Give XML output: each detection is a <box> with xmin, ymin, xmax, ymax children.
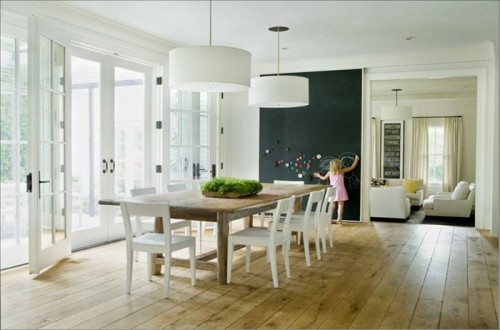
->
<box><xmin>428</xmin><ymin>122</ymin><xmax>444</xmax><ymax>184</ymax></box>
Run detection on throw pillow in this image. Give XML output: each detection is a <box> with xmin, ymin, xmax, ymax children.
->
<box><xmin>403</xmin><ymin>179</ymin><xmax>420</xmax><ymax>193</ymax></box>
<box><xmin>452</xmin><ymin>181</ymin><xmax>470</xmax><ymax>200</ymax></box>
<box><xmin>370</xmin><ymin>178</ymin><xmax>387</xmax><ymax>187</ymax></box>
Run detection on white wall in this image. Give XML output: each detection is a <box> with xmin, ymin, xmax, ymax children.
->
<box><xmin>225</xmin><ymin>45</ymin><xmax>497</xmax><ymax>234</ymax></box>
<box><xmin>371</xmin><ymin>97</ymin><xmax>477</xmax><ymax>187</ymax></box>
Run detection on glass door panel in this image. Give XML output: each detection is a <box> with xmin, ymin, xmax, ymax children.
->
<box><xmin>29</xmin><ymin>31</ymin><xmax>70</xmax><ymax>274</ymax></box>
<box><xmin>70</xmin><ymin>56</ymin><xmax>103</xmax><ymax>245</ymax></box>
<box><xmin>114</xmin><ymin>67</ymin><xmax>145</xmax><ymax>197</ymax></box>
<box><xmin>1</xmin><ymin>34</ymin><xmax>29</xmax><ymax>269</ymax></box>
<box><xmin>169</xmin><ymin>90</ymin><xmax>212</xmax><ymax>187</ymax></box>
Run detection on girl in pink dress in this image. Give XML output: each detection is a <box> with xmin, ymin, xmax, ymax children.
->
<box><xmin>313</xmin><ymin>155</ymin><xmax>360</xmax><ymax>225</ymax></box>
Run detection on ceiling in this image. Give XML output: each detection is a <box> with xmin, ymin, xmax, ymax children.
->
<box><xmin>60</xmin><ymin>1</ymin><xmax>495</xmax><ymax>100</ymax></box>
<box><xmin>371</xmin><ymin>76</ymin><xmax>478</xmax><ymax>101</ymax></box>
<box><xmin>63</xmin><ymin>1</ymin><xmax>498</xmax><ymax>64</ymax></box>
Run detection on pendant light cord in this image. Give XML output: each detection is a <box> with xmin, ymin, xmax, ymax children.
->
<box><xmin>209</xmin><ymin>0</ymin><xmax>212</xmax><ymax>46</ymax></box>
<box><xmin>277</xmin><ymin>28</ymin><xmax>280</xmax><ymax>76</ymax></box>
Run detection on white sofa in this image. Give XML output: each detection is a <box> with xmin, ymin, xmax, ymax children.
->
<box><xmin>423</xmin><ymin>182</ymin><xmax>475</xmax><ymax>218</ymax></box>
<box><xmin>385</xmin><ymin>178</ymin><xmax>424</xmax><ymax>207</ymax></box>
<box><xmin>370</xmin><ymin>186</ymin><xmax>411</xmax><ymax>220</ymax></box>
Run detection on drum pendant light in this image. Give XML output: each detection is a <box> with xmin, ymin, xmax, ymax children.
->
<box><xmin>249</xmin><ymin>26</ymin><xmax>309</xmax><ymax>108</ymax></box>
<box><xmin>381</xmin><ymin>88</ymin><xmax>412</xmax><ymax>119</ymax></box>
<box><xmin>169</xmin><ymin>0</ymin><xmax>251</xmax><ymax>92</ymax></box>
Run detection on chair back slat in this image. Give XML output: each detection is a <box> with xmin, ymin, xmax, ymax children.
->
<box><xmin>303</xmin><ymin>189</ymin><xmax>325</xmax><ymax>225</ymax></box>
<box><xmin>167</xmin><ymin>183</ymin><xmax>188</xmax><ymax>192</ymax></box>
<box><xmin>320</xmin><ymin>187</ymin><xmax>336</xmax><ymax>219</ymax></box>
<box><xmin>269</xmin><ymin>195</ymin><xmax>296</xmax><ymax>243</ymax></box>
<box><xmin>131</xmin><ymin>187</ymin><xmax>157</xmax><ymax>196</ymax></box>
<box><xmin>273</xmin><ymin>180</ymin><xmax>305</xmax><ymax>185</ymax></box>
<box><xmin>120</xmin><ymin>202</ymin><xmax>172</xmax><ymax>243</ymax></box>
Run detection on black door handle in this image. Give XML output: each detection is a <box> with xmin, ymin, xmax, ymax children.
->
<box><xmin>110</xmin><ymin>159</ymin><xmax>115</xmax><ymax>173</ymax></box>
<box><xmin>103</xmin><ymin>159</ymin><xmax>108</xmax><ymax>173</ymax></box>
<box><xmin>26</xmin><ymin>173</ymin><xmax>32</xmax><ymax>192</ymax></box>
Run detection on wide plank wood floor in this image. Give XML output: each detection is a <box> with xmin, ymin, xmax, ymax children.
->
<box><xmin>1</xmin><ymin>221</ymin><xmax>498</xmax><ymax>329</ymax></box>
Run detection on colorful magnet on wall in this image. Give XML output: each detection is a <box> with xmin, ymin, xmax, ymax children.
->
<box><xmin>317</xmin><ymin>154</ymin><xmax>322</xmax><ymax>159</ymax></box>
<box><xmin>298</xmin><ymin>173</ymin><xmax>303</xmax><ymax>178</ymax></box>
<box><xmin>285</xmin><ymin>163</ymin><xmax>290</xmax><ymax>167</ymax></box>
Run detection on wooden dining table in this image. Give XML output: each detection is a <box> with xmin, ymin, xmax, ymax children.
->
<box><xmin>99</xmin><ymin>183</ymin><xmax>326</xmax><ymax>284</ymax></box>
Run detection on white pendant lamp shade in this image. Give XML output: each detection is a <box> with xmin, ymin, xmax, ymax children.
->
<box><xmin>381</xmin><ymin>105</ymin><xmax>412</xmax><ymax>120</ymax></box>
<box><xmin>249</xmin><ymin>75</ymin><xmax>309</xmax><ymax>108</ymax></box>
<box><xmin>169</xmin><ymin>46</ymin><xmax>251</xmax><ymax>92</ymax></box>
<box><xmin>249</xmin><ymin>26</ymin><xmax>309</xmax><ymax>108</ymax></box>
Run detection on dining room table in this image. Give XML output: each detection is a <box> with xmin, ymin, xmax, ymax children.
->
<box><xmin>98</xmin><ymin>183</ymin><xmax>327</xmax><ymax>284</ymax></box>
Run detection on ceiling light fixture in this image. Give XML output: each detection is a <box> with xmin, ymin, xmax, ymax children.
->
<box><xmin>381</xmin><ymin>88</ymin><xmax>412</xmax><ymax>119</ymax></box>
<box><xmin>169</xmin><ymin>0</ymin><xmax>251</xmax><ymax>92</ymax></box>
<box><xmin>248</xmin><ymin>26</ymin><xmax>309</xmax><ymax>108</ymax></box>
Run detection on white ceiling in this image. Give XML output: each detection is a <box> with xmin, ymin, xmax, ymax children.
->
<box><xmin>60</xmin><ymin>1</ymin><xmax>496</xmax><ymax>100</ymax></box>
<box><xmin>63</xmin><ymin>0</ymin><xmax>499</xmax><ymax>64</ymax></box>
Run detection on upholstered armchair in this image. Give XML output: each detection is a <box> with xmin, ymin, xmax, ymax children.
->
<box><xmin>370</xmin><ymin>186</ymin><xmax>411</xmax><ymax>220</ymax></box>
<box><xmin>423</xmin><ymin>181</ymin><xmax>475</xmax><ymax>218</ymax></box>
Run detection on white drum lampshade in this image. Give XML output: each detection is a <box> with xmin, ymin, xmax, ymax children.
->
<box><xmin>381</xmin><ymin>105</ymin><xmax>412</xmax><ymax>120</ymax></box>
<box><xmin>169</xmin><ymin>46</ymin><xmax>251</xmax><ymax>92</ymax></box>
<box><xmin>249</xmin><ymin>75</ymin><xmax>309</xmax><ymax>108</ymax></box>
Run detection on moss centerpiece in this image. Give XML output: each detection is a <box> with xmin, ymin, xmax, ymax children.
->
<box><xmin>200</xmin><ymin>177</ymin><xmax>263</xmax><ymax>198</ymax></box>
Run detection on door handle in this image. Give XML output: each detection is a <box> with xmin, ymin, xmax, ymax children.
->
<box><xmin>26</xmin><ymin>173</ymin><xmax>33</xmax><ymax>193</ymax></box>
<box><xmin>103</xmin><ymin>159</ymin><xmax>108</xmax><ymax>173</ymax></box>
<box><xmin>110</xmin><ymin>159</ymin><xmax>115</xmax><ymax>174</ymax></box>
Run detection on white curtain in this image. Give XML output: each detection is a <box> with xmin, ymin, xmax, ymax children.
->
<box><xmin>371</xmin><ymin>117</ymin><xmax>379</xmax><ymax>178</ymax></box>
<box><xmin>411</xmin><ymin>118</ymin><xmax>429</xmax><ymax>194</ymax></box>
<box><xmin>443</xmin><ymin>117</ymin><xmax>463</xmax><ymax>191</ymax></box>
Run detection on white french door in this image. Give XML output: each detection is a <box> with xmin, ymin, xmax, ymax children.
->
<box><xmin>70</xmin><ymin>48</ymin><xmax>153</xmax><ymax>250</ymax></box>
<box><xmin>168</xmin><ymin>90</ymin><xmax>222</xmax><ymax>189</ymax></box>
<box><xmin>27</xmin><ymin>18</ymin><xmax>71</xmax><ymax>274</ymax></box>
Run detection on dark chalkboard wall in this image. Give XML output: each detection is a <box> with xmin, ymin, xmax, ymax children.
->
<box><xmin>259</xmin><ymin>69</ymin><xmax>362</xmax><ymax>221</ymax></box>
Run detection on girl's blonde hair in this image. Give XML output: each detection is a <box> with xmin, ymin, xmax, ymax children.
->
<box><xmin>329</xmin><ymin>159</ymin><xmax>342</xmax><ymax>175</ymax></box>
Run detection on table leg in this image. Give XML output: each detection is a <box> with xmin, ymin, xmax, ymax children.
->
<box><xmin>243</xmin><ymin>215</ymin><xmax>253</xmax><ymax>228</ymax></box>
<box><xmin>216</xmin><ymin>213</ymin><xmax>229</xmax><ymax>284</ymax></box>
<box><xmin>153</xmin><ymin>216</ymin><xmax>163</xmax><ymax>275</ymax></box>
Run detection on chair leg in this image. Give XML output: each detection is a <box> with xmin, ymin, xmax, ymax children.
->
<box><xmin>197</xmin><ymin>221</ymin><xmax>203</xmax><ymax>254</ymax></box>
<box><xmin>283</xmin><ymin>244</ymin><xmax>291</xmax><ymax>279</ymax></box>
<box><xmin>245</xmin><ymin>245</ymin><xmax>251</xmax><ymax>272</ymax></box>
<box><xmin>126</xmin><ymin>247</ymin><xmax>133</xmax><ymax>294</ymax></box>
<box><xmin>135</xmin><ymin>221</ymin><xmax>142</xmax><ymax>262</ymax></box>
<box><xmin>314</xmin><ymin>228</ymin><xmax>322</xmax><ymax>261</ymax></box>
<box><xmin>189</xmin><ymin>245</ymin><xmax>196</xmax><ymax>286</ymax></box>
<box><xmin>297</xmin><ymin>231</ymin><xmax>302</xmax><ymax>245</ymax></box>
<box><xmin>269</xmin><ymin>247</ymin><xmax>278</xmax><ymax>288</ymax></box>
<box><xmin>163</xmin><ymin>255</ymin><xmax>172</xmax><ymax>299</ymax></box>
<box><xmin>303</xmin><ymin>232</ymin><xmax>311</xmax><ymax>267</ymax></box>
<box><xmin>147</xmin><ymin>253</ymin><xmax>153</xmax><ymax>281</ymax></box>
<box><xmin>328</xmin><ymin>220</ymin><xmax>333</xmax><ymax>248</ymax></box>
<box><xmin>227</xmin><ymin>239</ymin><xmax>234</xmax><ymax>284</ymax></box>
<box><xmin>185</xmin><ymin>222</ymin><xmax>192</xmax><ymax>236</ymax></box>
<box><xmin>320</xmin><ymin>220</ymin><xmax>327</xmax><ymax>253</ymax></box>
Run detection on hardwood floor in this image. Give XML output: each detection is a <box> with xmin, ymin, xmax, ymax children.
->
<box><xmin>1</xmin><ymin>222</ymin><xmax>498</xmax><ymax>329</ymax></box>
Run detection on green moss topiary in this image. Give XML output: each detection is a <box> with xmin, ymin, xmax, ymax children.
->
<box><xmin>200</xmin><ymin>177</ymin><xmax>263</xmax><ymax>197</ymax></box>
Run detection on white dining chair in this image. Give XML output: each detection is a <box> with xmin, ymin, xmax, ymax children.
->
<box><xmin>254</xmin><ymin>179</ymin><xmax>305</xmax><ymax>227</ymax></box>
<box><xmin>227</xmin><ymin>195</ymin><xmax>296</xmax><ymax>288</ymax></box>
<box><xmin>167</xmin><ymin>182</ymin><xmax>212</xmax><ymax>254</ymax></box>
<box><xmin>131</xmin><ymin>187</ymin><xmax>192</xmax><ymax>261</ymax></box>
<box><xmin>120</xmin><ymin>201</ymin><xmax>196</xmax><ymax>298</ymax></box>
<box><xmin>318</xmin><ymin>186</ymin><xmax>336</xmax><ymax>252</ymax></box>
<box><xmin>275</xmin><ymin>189</ymin><xmax>325</xmax><ymax>267</ymax></box>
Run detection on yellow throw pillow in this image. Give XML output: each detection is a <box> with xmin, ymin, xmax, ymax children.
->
<box><xmin>403</xmin><ymin>179</ymin><xmax>420</xmax><ymax>193</ymax></box>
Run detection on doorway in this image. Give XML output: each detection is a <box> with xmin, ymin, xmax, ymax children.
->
<box><xmin>70</xmin><ymin>48</ymin><xmax>153</xmax><ymax>250</ymax></box>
